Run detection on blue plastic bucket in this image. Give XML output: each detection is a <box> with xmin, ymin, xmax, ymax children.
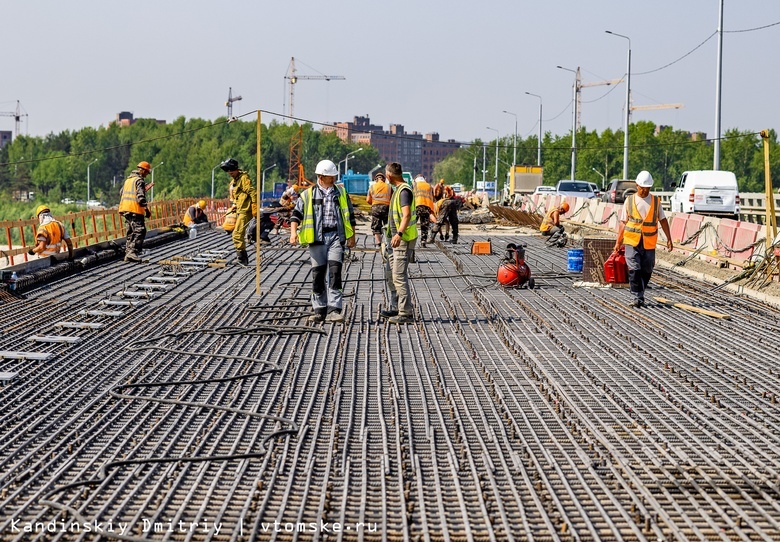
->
<box><xmin>567</xmin><ymin>248</ymin><xmax>584</xmax><ymax>272</ymax></box>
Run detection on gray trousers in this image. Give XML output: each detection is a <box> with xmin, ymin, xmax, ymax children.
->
<box><xmin>384</xmin><ymin>237</ymin><xmax>417</xmax><ymax>317</ymax></box>
<box><xmin>308</xmin><ymin>231</ymin><xmax>344</xmax><ymax>313</ymax></box>
<box><xmin>625</xmin><ymin>243</ymin><xmax>655</xmax><ymax>301</ymax></box>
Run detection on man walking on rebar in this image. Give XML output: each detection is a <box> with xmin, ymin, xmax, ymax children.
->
<box><xmin>118</xmin><ymin>161</ymin><xmax>153</xmax><ymax>262</ymax></box>
<box><xmin>220</xmin><ymin>158</ymin><xmax>257</xmax><ymax>266</ymax></box>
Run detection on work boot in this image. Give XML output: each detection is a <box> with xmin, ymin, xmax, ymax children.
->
<box><xmin>444</xmin><ymin>233</ymin><xmax>450</xmax><ymax>242</ymax></box>
<box><xmin>237</xmin><ymin>249</ymin><xmax>249</xmax><ymax>266</ymax></box>
<box><xmin>451</xmin><ymin>235</ymin><xmax>458</xmax><ymax>244</ymax></box>
<box><xmin>124</xmin><ymin>252</ymin><xmax>141</xmax><ymax>263</ymax></box>
<box><xmin>325</xmin><ymin>310</ymin><xmax>344</xmax><ymax>323</ymax></box>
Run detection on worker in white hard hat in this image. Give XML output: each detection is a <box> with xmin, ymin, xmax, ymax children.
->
<box><xmin>613</xmin><ymin>170</ymin><xmax>673</xmax><ymax>308</ymax></box>
<box><xmin>289</xmin><ymin>159</ymin><xmax>357</xmax><ymax>324</ymax></box>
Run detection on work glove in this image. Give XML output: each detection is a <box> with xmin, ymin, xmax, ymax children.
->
<box><xmin>145</xmin><ymin>208</ymin><xmax>152</xmax><ymax>219</ymax></box>
<box><xmin>27</xmin><ymin>249</ymin><xmax>35</xmax><ymax>256</ymax></box>
<box><xmin>251</xmin><ymin>203</ymin><xmax>258</xmax><ymax>218</ymax></box>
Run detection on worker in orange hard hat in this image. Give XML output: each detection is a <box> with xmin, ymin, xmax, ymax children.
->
<box><xmin>540</xmin><ymin>201</ymin><xmax>570</xmax><ymax>244</ymax></box>
<box><xmin>28</xmin><ymin>205</ymin><xmax>74</xmax><ymax>260</ymax></box>
<box><xmin>183</xmin><ymin>200</ymin><xmax>209</xmax><ymax>226</ymax></box>
<box><xmin>118</xmin><ymin>161</ymin><xmax>153</xmax><ymax>262</ymax></box>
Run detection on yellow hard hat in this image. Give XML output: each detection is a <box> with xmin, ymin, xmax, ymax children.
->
<box><xmin>198</xmin><ymin>200</ymin><xmax>207</xmax><ymax>209</ymax></box>
<box><xmin>36</xmin><ymin>205</ymin><xmax>51</xmax><ymax>216</ymax></box>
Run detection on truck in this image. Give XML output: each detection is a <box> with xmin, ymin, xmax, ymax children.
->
<box><xmin>507</xmin><ymin>165</ymin><xmax>543</xmax><ymax>195</ymax></box>
<box><xmin>670</xmin><ymin>170</ymin><xmax>740</xmax><ymax>219</ymax></box>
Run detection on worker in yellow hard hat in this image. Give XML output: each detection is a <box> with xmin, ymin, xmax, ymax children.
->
<box><xmin>183</xmin><ymin>200</ymin><xmax>209</xmax><ymax>226</ymax></box>
<box><xmin>28</xmin><ymin>205</ymin><xmax>74</xmax><ymax>260</ymax></box>
<box><xmin>118</xmin><ymin>161</ymin><xmax>153</xmax><ymax>262</ymax></box>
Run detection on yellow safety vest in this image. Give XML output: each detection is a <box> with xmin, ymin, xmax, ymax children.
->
<box><xmin>387</xmin><ymin>184</ymin><xmax>418</xmax><ymax>242</ymax></box>
<box><xmin>118</xmin><ymin>174</ymin><xmax>145</xmax><ymax>215</ymax></box>
<box><xmin>413</xmin><ymin>180</ymin><xmax>434</xmax><ymax>210</ymax></box>
<box><xmin>624</xmin><ymin>195</ymin><xmax>660</xmax><ymax>249</ymax></box>
<box><xmin>298</xmin><ymin>185</ymin><xmax>354</xmax><ymax>246</ymax></box>
<box><xmin>37</xmin><ymin>221</ymin><xmax>66</xmax><ymax>256</ymax></box>
<box><xmin>367</xmin><ymin>181</ymin><xmax>391</xmax><ymax>206</ymax></box>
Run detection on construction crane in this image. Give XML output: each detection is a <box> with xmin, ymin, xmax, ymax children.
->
<box><xmin>630</xmin><ymin>103</ymin><xmax>684</xmax><ymax>111</ymax></box>
<box><xmin>225</xmin><ymin>87</ymin><xmax>242</xmax><ymax>118</ymax></box>
<box><xmin>0</xmin><ymin>100</ymin><xmax>28</xmax><ymax>139</ymax></box>
<box><xmin>287</xmin><ymin>126</ymin><xmax>311</xmax><ymax>187</ymax></box>
<box><xmin>575</xmin><ymin>73</ymin><xmax>624</xmax><ymax>131</ymax></box>
<box><xmin>284</xmin><ymin>57</ymin><xmax>345</xmax><ymax>120</ymax></box>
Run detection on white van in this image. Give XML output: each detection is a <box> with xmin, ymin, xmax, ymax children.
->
<box><xmin>670</xmin><ymin>170</ymin><xmax>740</xmax><ymax>219</ymax></box>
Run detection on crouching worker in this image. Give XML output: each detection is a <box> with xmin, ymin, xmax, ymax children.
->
<box><xmin>540</xmin><ymin>201</ymin><xmax>569</xmax><ymax>241</ymax></box>
<box><xmin>29</xmin><ymin>205</ymin><xmax>74</xmax><ymax>260</ymax></box>
<box><xmin>289</xmin><ymin>159</ymin><xmax>357</xmax><ymax>324</ymax></box>
<box><xmin>183</xmin><ymin>200</ymin><xmax>209</xmax><ymax>226</ymax></box>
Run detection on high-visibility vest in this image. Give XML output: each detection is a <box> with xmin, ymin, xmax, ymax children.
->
<box><xmin>413</xmin><ymin>180</ymin><xmax>434</xmax><ymax>210</ymax></box>
<box><xmin>37</xmin><ymin>220</ymin><xmax>66</xmax><ymax>256</ymax></box>
<box><xmin>367</xmin><ymin>181</ymin><xmax>391</xmax><ymax>206</ymax></box>
<box><xmin>539</xmin><ymin>208</ymin><xmax>558</xmax><ymax>232</ymax></box>
<box><xmin>118</xmin><ymin>175</ymin><xmax>145</xmax><ymax>215</ymax></box>
<box><xmin>387</xmin><ymin>184</ymin><xmax>418</xmax><ymax>242</ymax></box>
<box><xmin>623</xmin><ymin>194</ymin><xmax>660</xmax><ymax>249</ymax></box>
<box><xmin>298</xmin><ymin>185</ymin><xmax>354</xmax><ymax>246</ymax></box>
<box><xmin>182</xmin><ymin>204</ymin><xmax>204</xmax><ymax>225</ymax></box>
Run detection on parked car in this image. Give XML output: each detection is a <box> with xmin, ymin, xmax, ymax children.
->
<box><xmin>588</xmin><ymin>182</ymin><xmax>602</xmax><ymax>198</ymax></box>
<box><xmin>555</xmin><ymin>180</ymin><xmax>598</xmax><ymax>199</ymax></box>
<box><xmin>602</xmin><ymin>179</ymin><xmax>637</xmax><ymax>204</ymax></box>
<box><xmin>670</xmin><ymin>170</ymin><xmax>740</xmax><ymax>219</ymax></box>
<box><xmin>533</xmin><ymin>185</ymin><xmax>557</xmax><ymax>195</ymax></box>
<box><xmin>61</xmin><ymin>198</ymin><xmax>75</xmax><ymax>204</ymax></box>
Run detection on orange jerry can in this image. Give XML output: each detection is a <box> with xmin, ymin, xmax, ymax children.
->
<box><xmin>471</xmin><ymin>240</ymin><xmax>492</xmax><ymax>255</ymax></box>
<box><xmin>604</xmin><ymin>247</ymin><xmax>629</xmax><ymax>283</ymax></box>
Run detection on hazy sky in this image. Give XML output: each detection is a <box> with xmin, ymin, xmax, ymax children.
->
<box><xmin>2</xmin><ymin>0</ymin><xmax>779</xmax><ymax>145</ymax></box>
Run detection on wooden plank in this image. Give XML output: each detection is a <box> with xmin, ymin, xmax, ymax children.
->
<box><xmin>653</xmin><ymin>296</ymin><xmax>731</xmax><ymax>320</ymax></box>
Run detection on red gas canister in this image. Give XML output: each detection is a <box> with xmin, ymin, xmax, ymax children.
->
<box><xmin>604</xmin><ymin>248</ymin><xmax>629</xmax><ymax>283</ymax></box>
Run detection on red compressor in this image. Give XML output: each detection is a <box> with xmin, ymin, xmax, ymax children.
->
<box><xmin>497</xmin><ymin>243</ymin><xmax>535</xmax><ymax>289</ymax></box>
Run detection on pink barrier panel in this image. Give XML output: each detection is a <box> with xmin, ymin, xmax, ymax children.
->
<box><xmin>716</xmin><ymin>218</ymin><xmax>739</xmax><ymax>256</ymax></box>
<box><xmin>683</xmin><ymin>214</ymin><xmax>704</xmax><ymax>247</ymax></box>
<box><xmin>732</xmin><ymin>222</ymin><xmax>763</xmax><ymax>260</ymax></box>
<box><xmin>670</xmin><ymin>214</ymin><xmax>689</xmax><ymax>244</ymax></box>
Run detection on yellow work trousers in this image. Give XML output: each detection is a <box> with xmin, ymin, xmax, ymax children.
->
<box><xmin>232</xmin><ymin>211</ymin><xmax>250</xmax><ymax>251</ymax></box>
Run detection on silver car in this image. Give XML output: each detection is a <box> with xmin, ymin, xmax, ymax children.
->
<box><xmin>555</xmin><ymin>180</ymin><xmax>598</xmax><ymax>199</ymax></box>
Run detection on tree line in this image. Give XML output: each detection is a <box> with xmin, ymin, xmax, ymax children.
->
<box><xmin>1</xmin><ymin>116</ymin><xmax>777</xmax><ymax>217</ymax></box>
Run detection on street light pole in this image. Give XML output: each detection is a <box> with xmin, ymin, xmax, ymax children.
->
<box><xmin>86</xmin><ymin>158</ymin><xmax>98</xmax><ymax>203</ymax></box>
<box><xmin>713</xmin><ymin>0</ymin><xmax>724</xmax><ymax>170</ymax></box>
<box><xmin>344</xmin><ymin>148</ymin><xmax>363</xmax><ymax>181</ymax></box>
<box><xmin>525</xmin><ymin>92</ymin><xmax>543</xmax><ymax>166</ymax></box>
<box><xmin>211</xmin><ymin>163</ymin><xmax>221</xmax><ymax>199</ymax></box>
<box><xmin>150</xmin><ymin>161</ymin><xmax>164</xmax><ymax>202</ymax></box>
<box><xmin>606</xmin><ymin>30</ymin><xmax>631</xmax><ymax>180</ymax></box>
<box><xmin>486</xmin><ymin>127</ymin><xmax>499</xmax><ymax>200</ymax></box>
<box><xmin>262</xmin><ymin>163</ymin><xmax>278</xmax><ymax>202</ymax></box>
<box><xmin>592</xmin><ymin>167</ymin><xmax>606</xmax><ymax>189</ymax></box>
<box><xmin>557</xmin><ymin>65</ymin><xmax>578</xmax><ymax>181</ymax></box>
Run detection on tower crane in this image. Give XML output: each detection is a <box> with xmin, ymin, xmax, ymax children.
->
<box><xmin>284</xmin><ymin>57</ymin><xmax>345</xmax><ymax>120</ymax></box>
<box><xmin>225</xmin><ymin>87</ymin><xmax>242</xmax><ymax>118</ymax></box>
<box><xmin>0</xmin><ymin>100</ymin><xmax>28</xmax><ymax>139</ymax></box>
<box><xmin>575</xmin><ymin>74</ymin><xmax>623</xmax><ymax>131</ymax></box>
<box><xmin>630</xmin><ymin>103</ymin><xmax>684</xmax><ymax>112</ymax></box>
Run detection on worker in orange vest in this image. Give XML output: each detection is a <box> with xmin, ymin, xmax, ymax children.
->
<box><xmin>366</xmin><ymin>171</ymin><xmax>392</xmax><ymax>246</ymax></box>
<box><xmin>613</xmin><ymin>171</ymin><xmax>673</xmax><ymax>308</ymax></box>
<box><xmin>540</xmin><ymin>202</ymin><xmax>570</xmax><ymax>238</ymax></box>
<box><xmin>28</xmin><ymin>205</ymin><xmax>74</xmax><ymax>260</ymax></box>
<box><xmin>412</xmin><ymin>175</ymin><xmax>434</xmax><ymax>247</ymax></box>
<box><xmin>118</xmin><ymin>161</ymin><xmax>153</xmax><ymax>262</ymax></box>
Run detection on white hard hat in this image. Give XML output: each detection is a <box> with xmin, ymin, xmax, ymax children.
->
<box><xmin>635</xmin><ymin>170</ymin><xmax>654</xmax><ymax>188</ymax></box>
<box><xmin>415</xmin><ymin>175</ymin><xmax>425</xmax><ymax>181</ymax></box>
<box><xmin>315</xmin><ymin>160</ymin><xmax>338</xmax><ymax>177</ymax></box>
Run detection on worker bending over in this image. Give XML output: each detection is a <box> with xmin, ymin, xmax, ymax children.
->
<box><xmin>29</xmin><ymin>205</ymin><xmax>74</xmax><ymax>260</ymax></box>
<box><xmin>183</xmin><ymin>200</ymin><xmax>209</xmax><ymax>226</ymax></box>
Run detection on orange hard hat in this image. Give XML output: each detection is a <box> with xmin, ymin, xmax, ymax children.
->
<box><xmin>560</xmin><ymin>202</ymin><xmax>570</xmax><ymax>212</ymax></box>
<box><xmin>137</xmin><ymin>161</ymin><xmax>152</xmax><ymax>172</ymax></box>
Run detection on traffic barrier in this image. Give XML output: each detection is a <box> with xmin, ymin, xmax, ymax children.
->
<box><xmin>732</xmin><ymin>221</ymin><xmax>763</xmax><ymax>260</ymax></box>
<box><xmin>716</xmin><ymin>217</ymin><xmax>739</xmax><ymax>255</ymax></box>
<box><xmin>670</xmin><ymin>213</ymin><xmax>689</xmax><ymax>244</ymax></box>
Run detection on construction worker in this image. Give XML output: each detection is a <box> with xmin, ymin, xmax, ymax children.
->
<box><xmin>614</xmin><ymin>170</ymin><xmax>673</xmax><ymax>308</ymax></box>
<box><xmin>289</xmin><ymin>159</ymin><xmax>356</xmax><ymax>323</ymax></box>
<box><xmin>220</xmin><ymin>158</ymin><xmax>257</xmax><ymax>265</ymax></box>
<box><xmin>280</xmin><ymin>183</ymin><xmax>301</xmax><ymax>210</ymax></box>
<box><xmin>366</xmin><ymin>171</ymin><xmax>391</xmax><ymax>246</ymax></box>
<box><xmin>432</xmin><ymin>197</ymin><xmax>450</xmax><ymax>241</ymax></box>
<box><xmin>183</xmin><ymin>200</ymin><xmax>209</xmax><ymax>226</ymax></box>
<box><xmin>118</xmin><ymin>161</ymin><xmax>153</xmax><ymax>262</ymax></box>
<box><xmin>540</xmin><ymin>201</ymin><xmax>570</xmax><ymax>240</ymax></box>
<box><xmin>28</xmin><ymin>205</ymin><xmax>74</xmax><ymax>260</ymax></box>
<box><xmin>428</xmin><ymin>185</ymin><xmax>459</xmax><ymax>244</ymax></box>
<box><xmin>432</xmin><ymin>178</ymin><xmax>446</xmax><ymax>202</ymax></box>
<box><xmin>412</xmin><ymin>174</ymin><xmax>434</xmax><ymax>248</ymax></box>
<box><xmin>381</xmin><ymin>162</ymin><xmax>418</xmax><ymax>324</ymax></box>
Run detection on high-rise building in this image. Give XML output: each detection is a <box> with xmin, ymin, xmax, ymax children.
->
<box><xmin>324</xmin><ymin>116</ymin><xmax>458</xmax><ymax>179</ymax></box>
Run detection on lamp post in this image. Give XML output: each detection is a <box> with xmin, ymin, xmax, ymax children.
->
<box><xmin>342</xmin><ymin>148</ymin><xmax>363</xmax><ymax>181</ymax></box>
<box><xmin>486</xmin><ymin>127</ymin><xmax>499</xmax><ymax>200</ymax></box>
<box><xmin>592</xmin><ymin>167</ymin><xmax>606</xmax><ymax>190</ymax></box>
<box><xmin>606</xmin><ymin>30</ymin><xmax>631</xmax><ymax>180</ymax></box>
<box><xmin>150</xmin><ymin>161</ymin><xmax>164</xmax><ymax>202</ymax></box>
<box><xmin>262</xmin><ymin>163</ymin><xmax>278</xmax><ymax>202</ymax></box>
<box><xmin>211</xmin><ymin>163</ymin><xmax>221</xmax><ymax>199</ymax></box>
<box><xmin>525</xmin><ymin>92</ymin><xmax>543</xmax><ymax>166</ymax></box>
<box><xmin>557</xmin><ymin>65</ymin><xmax>578</xmax><ymax>181</ymax></box>
<box><xmin>86</xmin><ymin>158</ymin><xmax>98</xmax><ymax>203</ymax></box>
<box><xmin>713</xmin><ymin>0</ymin><xmax>724</xmax><ymax>170</ymax></box>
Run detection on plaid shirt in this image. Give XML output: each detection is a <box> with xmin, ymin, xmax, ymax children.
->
<box><xmin>317</xmin><ymin>183</ymin><xmax>339</xmax><ymax>228</ymax></box>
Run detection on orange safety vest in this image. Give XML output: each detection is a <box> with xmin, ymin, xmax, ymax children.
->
<box><xmin>413</xmin><ymin>180</ymin><xmax>434</xmax><ymax>210</ymax></box>
<box><xmin>539</xmin><ymin>208</ymin><xmax>558</xmax><ymax>233</ymax></box>
<box><xmin>623</xmin><ymin>194</ymin><xmax>660</xmax><ymax>249</ymax></box>
<box><xmin>118</xmin><ymin>174</ymin><xmax>145</xmax><ymax>215</ymax></box>
<box><xmin>37</xmin><ymin>220</ymin><xmax>66</xmax><ymax>256</ymax></box>
<box><xmin>367</xmin><ymin>181</ymin><xmax>391</xmax><ymax>206</ymax></box>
